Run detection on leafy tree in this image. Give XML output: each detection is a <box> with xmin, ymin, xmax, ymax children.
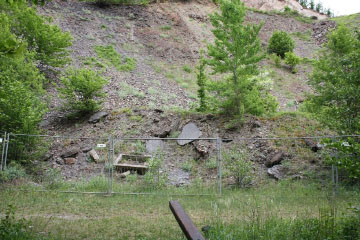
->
<box><xmin>306</xmin><ymin>26</ymin><xmax>360</xmax><ymax>180</ymax></box>
<box><xmin>268</xmin><ymin>31</ymin><xmax>295</xmax><ymax>58</ymax></box>
<box><xmin>206</xmin><ymin>0</ymin><xmax>277</xmax><ymax>118</ymax></box>
<box><xmin>315</xmin><ymin>2</ymin><xmax>323</xmax><ymax>13</ymax></box>
<box><xmin>59</xmin><ymin>68</ymin><xmax>107</xmax><ymax>114</ymax></box>
<box><xmin>306</xmin><ymin>25</ymin><xmax>360</xmax><ymax>132</ymax></box>
<box><xmin>0</xmin><ymin>55</ymin><xmax>46</xmax><ymax>134</ymax></box>
<box><xmin>284</xmin><ymin>52</ymin><xmax>301</xmax><ymax>73</ymax></box>
<box><xmin>309</xmin><ymin>0</ymin><xmax>315</xmax><ymax>10</ymax></box>
<box><xmin>196</xmin><ymin>52</ymin><xmax>207</xmax><ymax>112</ymax></box>
<box><xmin>0</xmin><ymin>0</ymin><xmax>72</xmax><ymax>68</ymax></box>
<box><xmin>0</xmin><ymin>14</ymin><xmax>46</xmax><ymax>135</ymax></box>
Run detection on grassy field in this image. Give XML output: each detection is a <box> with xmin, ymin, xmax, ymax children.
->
<box><xmin>0</xmin><ymin>180</ymin><xmax>359</xmax><ymax>239</ymax></box>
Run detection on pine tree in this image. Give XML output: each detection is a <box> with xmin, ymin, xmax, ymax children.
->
<box><xmin>206</xmin><ymin>0</ymin><xmax>277</xmax><ymax>118</ymax></box>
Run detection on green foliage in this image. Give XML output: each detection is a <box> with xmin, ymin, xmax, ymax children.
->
<box><xmin>268</xmin><ymin>31</ymin><xmax>295</xmax><ymax>58</ymax></box>
<box><xmin>315</xmin><ymin>2</ymin><xmax>323</xmax><ymax>13</ymax></box>
<box><xmin>181</xmin><ymin>161</ymin><xmax>193</xmax><ymax>172</ymax></box>
<box><xmin>0</xmin><ymin>0</ymin><xmax>72</xmax><ymax>67</ymax></box>
<box><xmin>309</xmin><ymin>0</ymin><xmax>315</xmax><ymax>10</ymax></box>
<box><xmin>205</xmin><ymin>157</ymin><xmax>218</xmax><ymax>169</ymax></box>
<box><xmin>182</xmin><ymin>65</ymin><xmax>192</xmax><ymax>73</ymax></box>
<box><xmin>0</xmin><ymin>205</ymin><xmax>45</xmax><ymax>240</ymax></box>
<box><xmin>0</xmin><ymin>164</ymin><xmax>26</xmax><ymax>182</ymax></box>
<box><xmin>305</xmin><ymin>25</ymin><xmax>360</xmax><ymax>133</ymax></box>
<box><xmin>205</xmin><ymin>206</ymin><xmax>360</xmax><ymax>240</ymax></box>
<box><xmin>206</xmin><ymin>0</ymin><xmax>277</xmax><ymax>118</ymax></box>
<box><xmin>270</xmin><ymin>53</ymin><xmax>282</xmax><ymax>67</ymax></box>
<box><xmin>223</xmin><ymin>147</ymin><xmax>252</xmax><ymax>187</ymax></box>
<box><xmin>159</xmin><ymin>25</ymin><xmax>172</xmax><ymax>31</ymax></box>
<box><xmin>0</xmin><ymin>54</ymin><xmax>46</xmax><ymax>135</ymax></box>
<box><xmin>196</xmin><ymin>56</ymin><xmax>207</xmax><ymax>112</ymax></box>
<box><xmin>284</xmin><ymin>52</ymin><xmax>301</xmax><ymax>73</ymax></box>
<box><xmin>94</xmin><ymin>45</ymin><xmax>136</xmax><ymax>72</ymax></box>
<box><xmin>322</xmin><ymin>138</ymin><xmax>360</xmax><ymax>180</ymax></box>
<box><xmin>144</xmin><ymin>151</ymin><xmax>166</xmax><ymax>189</ymax></box>
<box><xmin>299</xmin><ymin>0</ymin><xmax>308</xmax><ymax>8</ymax></box>
<box><xmin>59</xmin><ymin>68</ymin><xmax>107</xmax><ymax>114</ymax></box>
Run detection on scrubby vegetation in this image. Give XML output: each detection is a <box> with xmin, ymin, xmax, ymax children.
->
<box><xmin>0</xmin><ymin>0</ymin><xmax>359</xmax><ymax>239</ymax></box>
<box><xmin>268</xmin><ymin>31</ymin><xmax>295</xmax><ymax>58</ymax></box>
<box><xmin>202</xmin><ymin>0</ymin><xmax>277</xmax><ymax>119</ymax></box>
<box><xmin>59</xmin><ymin>68</ymin><xmax>107</xmax><ymax>115</ymax></box>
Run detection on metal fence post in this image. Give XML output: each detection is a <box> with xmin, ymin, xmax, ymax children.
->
<box><xmin>216</xmin><ymin>138</ymin><xmax>222</xmax><ymax>195</ymax></box>
<box><xmin>107</xmin><ymin>136</ymin><xmax>114</xmax><ymax>196</ymax></box>
<box><xmin>1</xmin><ymin>132</ymin><xmax>6</xmax><ymax>171</ymax></box>
<box><xmin>4</xmin><ymin>133</ymin><xmax>9</xmax><ymax>170</ymax></box>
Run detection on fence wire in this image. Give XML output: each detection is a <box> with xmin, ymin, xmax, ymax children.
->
<box><xmin>1</xmin><ymin>133</ymin><xmax>359</xmax><ymax>197</ymax></box>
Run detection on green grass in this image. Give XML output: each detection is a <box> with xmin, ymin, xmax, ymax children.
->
<box><xmin>0</xmin><ymin>180</ymin><xmax>358</xmax><ymax>239</ymax></box>
<box><xmin>118</xmin><ymin>82</ymin><xmax>145</xmax><ymax>99</ymax></box>
<box><xmin>159</xmin><ymin>25</ymin><xmax>172</xmax><ymax>31</ymax></box>
<box><xmin>333</xmin><ymin>13</ymin><xmax>360</xmax><ymax>32</ymax></box>
<box><xmin>94</xmin><ymin>45</ymin><xmax>136</xmax><ymax>72</ymax></box>
<box><xmin>291</xmin><ymin>29</ymin><xmax>312</xmax><ymax>41</ymax></box>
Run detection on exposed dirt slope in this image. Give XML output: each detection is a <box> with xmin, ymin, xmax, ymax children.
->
<box><xmin>36</xmin><ymin>0</ymin><xmax>335</xmax><ymax>182</ymax></box>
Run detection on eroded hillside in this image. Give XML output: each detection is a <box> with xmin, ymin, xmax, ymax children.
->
<box><xmin>36</xmin><ymin>0</ymin><xmax>336</xmax><ymax>182</ymax></box>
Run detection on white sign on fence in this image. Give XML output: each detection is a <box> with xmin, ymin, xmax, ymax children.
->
<box><xmin>0</xmin><ymin>138</ymin><xmax>2</xmax><ymax>143</ymax></box>
<box><xmin>97</xmin><ymin>144</ymin><xmax>106</xmax><ymax>148</ymax></box>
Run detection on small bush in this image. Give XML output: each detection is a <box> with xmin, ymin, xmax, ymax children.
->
<box><xmin>223</xmin><ymin>147</ymin><xmax>253</xmax><ymax>187</ymax></box>
<box><xmin>0</xmin><ymin>205</ymin><xmax>43</xmax><ymax>240</ymax></box>
<box><xmin>284</xmin><ymin>52</ymin><xmax>301</xmax><ymax>73</ymax></box>
<box><xmin>144</xmin><ymin>151</ymin><xmax>166</xmax><ymax>189</ymax></box>
<box><xmin>0</xmin><ymin>164</ymin><xmax>26</xmax><ymax>183</ymax></box>
<box><xmin>59</xmin><ymin>68</ymin><xmax>107</xmax><ymax>114</ymax></box>
<box><xmin>1</xmin><ymin>1</ymin><xmax>72</xmax><ymax>67</ymax></box>
<box><xmin>182</xmin><ymin>65</ymin><xmax>192</xmax><ymax>73</ymax></box>
<box><xmin>268</xmin><ymin>31</ymin><xmax>295</xmax><ymax>58</ymax></box>
<box><xmin>270</xmin><ymin>53</ymin><xmax>282</xmax><ymax>67</ymax></box>
<box><xmin>205</xmin><ymin>157</ymin><xmax>218</xmax><ymax>169</ymax></box>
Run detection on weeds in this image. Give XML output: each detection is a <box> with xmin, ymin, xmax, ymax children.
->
<box><xmin>94</xmin><ymin>45</ymin><xmax>136</xmax><ymax>72</ymax></box>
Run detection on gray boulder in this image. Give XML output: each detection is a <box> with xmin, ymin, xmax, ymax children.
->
<box><xmin>146</xmin><ymin>138</ymin><xmax>165</xmax><ymax>154</ymax></box>
<box><xmin>267</xmin><ymin>165</ymin><xmax>285</xmax><ymax>180</ymax></box>
<box><xmin>88</xmin><ymin>111</ymin><xmax>108</xmax><ymax>123</ymax></box>
<box><xmin>177</xmin><ymin>123</ymin><xmax>202</xmax><ymax>146</ymax></box>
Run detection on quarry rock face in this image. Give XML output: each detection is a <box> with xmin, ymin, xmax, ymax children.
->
<box><xmin>242</xmin><ymin>0</ymin><xmax>327</xmax><ymax>19</ymax></box>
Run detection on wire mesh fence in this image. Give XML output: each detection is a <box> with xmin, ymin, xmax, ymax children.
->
<box><xmin>1</xmin><ymin>133</ymin><xmax>359</xmax><ymax>197</ymax></box>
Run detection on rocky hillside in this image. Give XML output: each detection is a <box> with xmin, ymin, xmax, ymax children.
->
<box><xmin>242</xmin><ymin>0</ymin><xmax>327</xmax><ymax>19</ymax></box>
<box><xmin>35</xmin><ymin>0</ymin><xmax>339</xmax><ymax>183</ymax></box>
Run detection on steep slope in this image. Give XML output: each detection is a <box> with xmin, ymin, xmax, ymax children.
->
<box><xmin>35</xmin><ymin>0</ymin><xmax>338</xmax><ymax>182</ymax></box>
<box><xmin>242</xmin><ymin>0</ymin><xmax>327</xmax><ymax>19</ymax></box>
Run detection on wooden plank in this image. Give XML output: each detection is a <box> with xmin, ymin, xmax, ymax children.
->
<box><xmin>114</xmin><ymin>163</ymin><xmax>149</xmax><ymax>169</ymax></box>
<box><xmin>169</xmin><ymin>200</ymin><xmax>205</xmax><ymax>240</ymax></box>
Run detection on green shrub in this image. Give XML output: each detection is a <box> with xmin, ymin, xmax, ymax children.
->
<box><xmin>144</xmin><ymin>151</ymin><xmax>166</xmax><ymax>189</ymax></box>
<box><xmin>59</xmin><ymin>68</ymin><xmax>107</xmax><ymax>114</ymax></box>
<box><xmin>322</xmin><ymin>138</ymin><xmax>360</xmax><ymax>180</ymax></box>
<box><xmin>182</xmin><ymin>65</ymin><xmax>192</xmax><ymax>73</ymax></box>
<box><xmin>94</xmin><ymin>45</ymin><xmax>136</xmax><ymax>72</ymax></box>
<box><xmin>0</xmin><ymin>0</ymin><xmax>72</xmax><ymax>67</ymax></box>
<box><xmin>0</xmin><ymin>205</ymin><xmax>45</xmax><ymax>240</ymax></box>
<box><xmin>284</xmin><ymin>52</ymin><xmax>301</xmax><ymax>73</ymax></box>
<box><xmin>0</xmin><ymin>164</ymin><xmax>26</xmax><ymax>182</ymax></box>
<box><xmin>223</xmin><ymin>147</ymin><xmax>252</xmax><ymax>187</ymax></box>
<box><xmin>206</xmin><ymin>0</ymin><xmax>277</xmax><ymax>118</ymax></box>
<box><xmin>0</xmin><ymin>54</ymin><xmax>46</xmax><ymax>135</ymax></box>
<box><xmin>270</xmin><ymin>53</ymin><xmax>282</xmax><ymax>67</ymax></box>
<box><xmin>268</xmin><ymin>31</ymin><xmax>295</xmax><ymax>58</ymax></box>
